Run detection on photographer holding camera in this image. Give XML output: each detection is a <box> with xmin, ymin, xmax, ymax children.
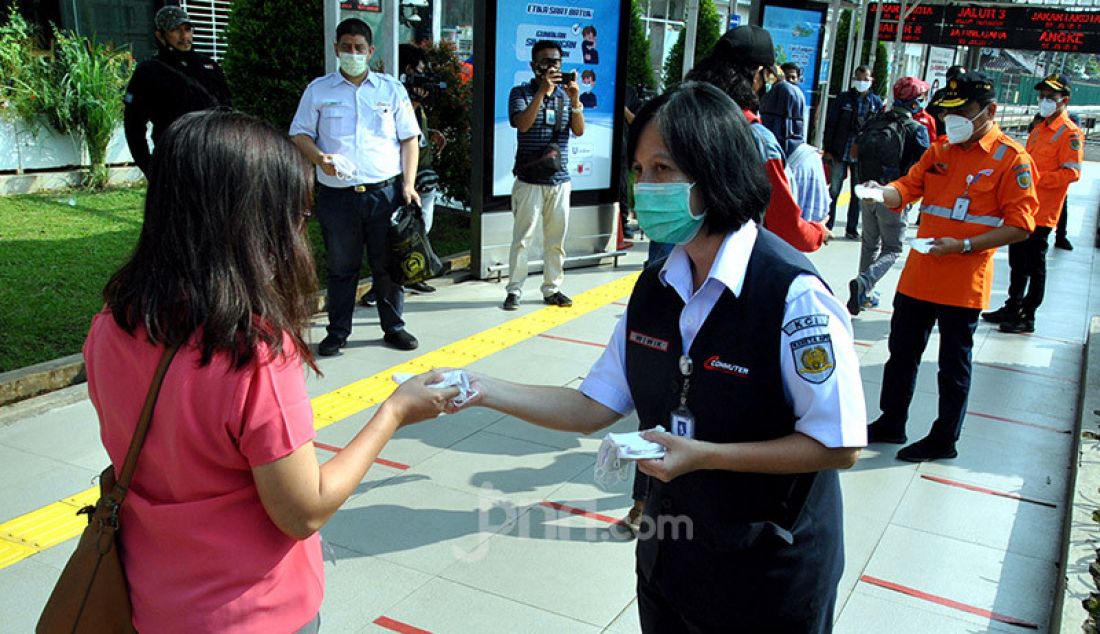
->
<box><xmin>398</xmin><ymin>44</ymin><xmax>447</xmax><ymax>294</ymax></box>
<box><xmin>503</xmin><ymin>40</ymin><xmax>585</xmax><ymax>311</ymax></box>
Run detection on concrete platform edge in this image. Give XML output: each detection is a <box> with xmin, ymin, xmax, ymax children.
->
<box><xmin>1057</xmin><ymin>315</ymin><xmax>1100</xmax><ymax>633</ymax></box>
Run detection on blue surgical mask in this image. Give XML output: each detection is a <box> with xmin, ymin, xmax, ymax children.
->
<box><xmin>633</xmin><ymin>182</ymin><xmax>704</xmax><ymax>245</ymax></box>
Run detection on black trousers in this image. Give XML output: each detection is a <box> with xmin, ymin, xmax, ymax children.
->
<box><xmin>316</xmin><ymin>182</ymin><xmax>405</xmax><ymax>339</ymax></box>
<box><xmin>1056</xmin><ymin>199</ymin><xmax>1068</xmax><ymax>241</ymax></box>
<box><xmin>880</xmin><ymin>292</ymin><xmax>980</xmax><ymax>445</ymax></box>
<box><xmin>1006</xmin><ymin>226</ymin><xmax>1052</xmax><ymax>315</ymax></box>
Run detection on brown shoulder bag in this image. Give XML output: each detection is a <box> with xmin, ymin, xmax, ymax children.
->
<box><xmin>37</xmin><ymin>345</ymin><xmax>180</xmax><ymax>634</ymax></box>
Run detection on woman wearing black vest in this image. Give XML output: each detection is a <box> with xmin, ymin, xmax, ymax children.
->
<box><xmin>450</xmin><ymin>82</ymin><xmax>867</xmax><ymax>632</ymax></box>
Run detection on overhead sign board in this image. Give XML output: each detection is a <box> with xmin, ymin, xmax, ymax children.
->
<box><xmin>865</xmin><ymin>4</ymin><xmax>1100</xmax><ymax>53</ymax></box>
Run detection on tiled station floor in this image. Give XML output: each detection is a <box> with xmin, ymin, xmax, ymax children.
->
<box><xmin>1</xmin><ymin>166</ymin><xmax>1098</xmax><ymax>633</ymax></box>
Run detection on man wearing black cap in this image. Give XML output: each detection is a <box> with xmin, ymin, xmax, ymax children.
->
<box><xmin>123</xmin><ymin>6</ymin><xmax>232</xmax><ymax>176</ymax></box>
<box><xmin>982</xmin><ymin>73</ymin><xmax>1082</xmax><ymax>334</ymax></box>
<box><xmin>858</xmin><ymin>72</ymin><xmax>1038</xmax><ymax>462</ymax></box>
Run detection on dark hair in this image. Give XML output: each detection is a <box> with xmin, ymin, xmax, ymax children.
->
<box><xmin>780</xmin><ymin>62</ymin><xmax>800</xmax><ymax>75</ymax></box>
<box><xmin>531</xmin><ymin>39</ymin><xmax>562</xmax><ymax>61</ymax></box>
<box><xmin>854</xmin><ymin>65</ymin><xmax>871</xmax><ymax>76</ymax></box>
<box><xmin>399</xmin><ymin>43</ymin><xmax>425</xmax><ymax>73</ymax></box>
<box><xmin>627</xmin><ymin>81</ymin><xmax>771</xmax><ymax>235</ymax></box>
<box><xmin>581</xmin><ymin>69</ymin><xmax>596</xmax><ymax>80</ymax></box>
<box><xmin>582</xmin><ymin>25</ymin><xmax>597</xmax><ymax>37</ymax></box>
<box><xmin>104</xmin><ymin>111</ymin><xmax>319</xmax><ymax>371</ymax></box>
<box><xmin>336</xmin><ymin>18</ymin><xmax>373</xmax><ymax>45</ymax></box>
<box><xmin>685</xmin><ymin>52</ymin><xmax>760</xmax><ymax>112</ymax></box>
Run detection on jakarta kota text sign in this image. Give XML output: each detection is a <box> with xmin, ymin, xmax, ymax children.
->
<box><xmin>865</xmin><ymin>4</ymin><xmax>1100</xmax><ymax>53</ymax></box>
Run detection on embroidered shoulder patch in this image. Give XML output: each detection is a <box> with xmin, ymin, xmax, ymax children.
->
<box><xmin>1016</xmin><ymin>171</ymin><xmax>1032</xmax><ymax>189</ymax></box>
<box><xmin>791</xmin><ymin>335</ymin><xmax>835</xmax><ymax>384</ymax></box>
<box><xmin>782</xmin><ymin>314</ymin><xmax>829</xmax><ymax>336</ymax></box>
<box><xmin>1070</xmin><ymin>137</ymin><xmax>1081</xmax><ymax>151</ymax></box>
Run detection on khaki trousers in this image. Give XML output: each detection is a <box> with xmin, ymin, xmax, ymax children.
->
<box><xmin>507</xmin><ymin>179</ymin><xmax>570</xmax><ymax>298</ymax></box>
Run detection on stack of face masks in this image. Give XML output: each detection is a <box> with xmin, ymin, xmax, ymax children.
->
<box><xmin>594</xmin><ymin>426</ymin><xmax>668</xmax><ymax>488</ymax></box>
<box><xmin>328</xmin><ymin>154</ymin><xmax>358</xmax><ymax>181</ymax></box>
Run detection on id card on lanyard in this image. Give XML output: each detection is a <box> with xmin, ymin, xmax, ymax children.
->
<box><xmin>951</xmin><ymin>174</ymin><xmax>974</xmax><ymax>221</ymax></box>
<box><xmin>671</xmin><ymin>354</ymin><xmax>696</xmax><ymax>439</ymax></box>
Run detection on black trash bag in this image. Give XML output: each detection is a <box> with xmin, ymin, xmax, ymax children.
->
<box><xmin>387</xmin><ymin>203</ymin><xmax>444</xmax><ymax>286</ymax></box>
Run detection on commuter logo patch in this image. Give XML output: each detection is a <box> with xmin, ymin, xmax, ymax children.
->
<box><xmin>629</xmin><ymin>330</ymin><xmax>669</xmax><ymax>352</ymax></box>
<box><xmin>703</xmin><ymin>355</ymin><xmax>749</xmax><ymax>378</ymax></box>
<box><xmin>791</xmin><ymin>335</ymin><xmax>835</xmax><ymax>384</ymax></box>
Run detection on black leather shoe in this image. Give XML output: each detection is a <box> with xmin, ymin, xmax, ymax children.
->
<box><xmin>359</xmin><ymin>290</ymin><xmax>377</xmax><ymax>307</ymax></box>
<box><xmin>981</xmin><ymin>304</ymin><xmax>1019</xmax><ymax>324</ymax></box>
<box><xmin>383</xmin><ymin>330</ymin><xmax>419</xmax><ymax>351</ymax></box>
<box><xmin>543</xmin><ymin>292</ymin><xmax>573</xmax><ymax>307</ymax></box>
<box><xmin>1054</xmin><ymin>237</ymin><xmax>1073</xmax><ymax>251</ymax></box>
<box><xmin>407</xmin><ymin>282</ymin><xmax>436</xmax><ymax>294</ymax></box>
<box><xmin>999</xmin><ymin>316</ymin><xmax>1035</xmax><ymax>334</ymax></box>
<box><xmin>847</xmin><ymin>278</ymin><xmax>865</xmax><ymax>317</ymax></box>
<box><xmin>897</xmin><ymin>437</ymin><xmax>957</xmax><ymax>462</ymax></box>
<box><xmin>866</xmin><ymin>417</ymin><xmax>907</xmax><ymax>444</ymax></box>
<box><xmin>318</xmin><ymin>334</ymin><xmax>346</xmax><ymax>357</ymax></box>
<box><xmin>844</xmin><ymin>230</ymin><xmax>860</xmax><ymax>240</ymax></box>
<box><xmin>502</xmin><ymin>293</ymin><xmax>520</xmax><ymax>311</ymax></box>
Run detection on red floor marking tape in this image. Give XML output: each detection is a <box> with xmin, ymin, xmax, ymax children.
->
<box><xmin>540</xmin><ymin>500</ymin><xmax>622</xmax><ymax>525</ymax></box>
<box><xmin>867</xmin><ymin>307</ymin><xmax>893</xmax><ymax>315</ymax></box>
<box><xmin>973</xmin><ymin>361</ymin><xmax>1078</xmax><ymax>384</ymax></box>
<box><xmin>374</xmin><ymin>616</ymin><xmax>433</xmax><ymax>634</ymax></box>
<box><xmin>859</xmin><ymin>575</ymin><xmax>1040</xmax><ymax>629</ymax></box>
<box><xmin>853</xmin><ymin>340</ymin><xmax>872</xmax><ymax>348</ymax></box>
<box><xmin>536</xmin><ymin>333</ymin><xmax>608</xmax><ymax>349</ymax></box>
<box><xmin>313</xmin><ymin>442</ymin><xmax>410</xmax><ymax>470</ymax></box>
<box><xmin>967</xmin><ymin>410</ymin><xmax>1070</xmax><ymax>434</ymax></box>
<box><xmin>919</xmin><ymin>474</ymin><xmax>1057</xmax><ymax>509</ymax></box>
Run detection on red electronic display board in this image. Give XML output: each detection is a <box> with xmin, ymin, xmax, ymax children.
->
<box><xmin>865</xmin><ymin>3</ymin><xmax>1100</xmax><ymax>53</ymax></box>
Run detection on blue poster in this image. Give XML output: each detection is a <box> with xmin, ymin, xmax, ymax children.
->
<box><xmin>492</xmin><ymin>1</ymin><xmax>622</xmax><ymax>197</ymax></box>
<box><xmin>762</xmin><ymin>5</ymin><xmax>825</xmax><ymax>115</ymax></box>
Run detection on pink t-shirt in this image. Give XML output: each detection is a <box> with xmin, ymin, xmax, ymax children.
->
<box><xmin>84</xmin><ymin>312</ymin><xmax>323</xmax><ymax>634</ymax></box>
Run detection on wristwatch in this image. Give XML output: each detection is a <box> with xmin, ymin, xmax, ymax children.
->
<box><xmin>961</xmin><ymin>238</ymin><xmax>973</xmax><ymax>254</ymax></box>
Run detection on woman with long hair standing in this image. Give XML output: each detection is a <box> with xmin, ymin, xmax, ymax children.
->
<box><xmin>85</xmin><ymin>111</ymin><xmax>455</xmax><ymax>633</ymax></box>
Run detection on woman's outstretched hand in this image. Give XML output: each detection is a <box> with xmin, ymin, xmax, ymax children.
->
<box><xmin>385</xmin><ymin>371</ymin><xmax>461</xmax><ymax>426</ymax></box>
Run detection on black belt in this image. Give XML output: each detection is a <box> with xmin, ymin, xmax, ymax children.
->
<box><xmin>350</xmin><ymin>175</ymin><xmax>400</xmax><ymax>193</ymax></box>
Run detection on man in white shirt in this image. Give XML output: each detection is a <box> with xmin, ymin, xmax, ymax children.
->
<box><xmin>290</xmin><ymin>18</ymin><xmax>422</xmax><ymax>354</ymax></box>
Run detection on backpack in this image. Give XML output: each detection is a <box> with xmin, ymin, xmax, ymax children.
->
<box><xmin>854</xmin><ymin>110</ymin><xmax>920</xmax><ymax>183</ymax></box>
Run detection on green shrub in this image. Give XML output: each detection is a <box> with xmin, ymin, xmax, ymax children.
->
<box><xmin>422</xmin><ymin>41</ymin><xmax>473</xmax><ymax>205</ymax></box>
<box><xmin>662</xmin><ymin>0</ymin><xmax>722</xmax><ymax>90</ymax></box>
<box><xmin>0</xmin><ymin>10</ymin><xmax>131</xmax><ymax>189</ymax></box>
<box><xmin>627</xmin><ymin>0</ymin><xmax>655</xmax><ymax>90</ymax></box>
<box><xmin>223</xmin><ymin>0</ymin><xmax>325</xmax><ymax>130</ymax></box>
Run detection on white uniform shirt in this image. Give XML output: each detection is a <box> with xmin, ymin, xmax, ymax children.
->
<box><xmin>580</xmin><ymin>221</ymin><xmax>867</xmax><ymax>449</ymax></box>
<box><xmin>289</xmin><ymin>71</ymin><xmax>420</xmax><ymax>188</ymax></box>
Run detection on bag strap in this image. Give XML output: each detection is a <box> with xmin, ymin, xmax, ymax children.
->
<box><xmin>112</xmin><ymin>344</ymin><xmax>181</xmax><ymax>499</ymax></box>
<box><xmin>152</xmin><ymin>58</ymin><xmax>218</xmax><ymax>106</ymax></box>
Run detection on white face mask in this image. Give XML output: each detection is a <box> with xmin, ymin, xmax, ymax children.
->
<box><xmin>1038</xmin><ymin>97</ymin><xmax>1059</xmax><ymax>118</ymax></box>
<box><xmin>944</xmin><ymin>108</ymin><xmax>987</xmax><ymax>145</ymax></box>
<box><xmin>338</xmin><ymin>52</ymin><xmax>368</xmax><ymax>77</ymax></box>
<box><xmin>852</xmin><ymin>79</ymin><xmax>873</xmax><ymax>93</ymax></box>
<box><xmin>580</xmin><ymin>83</ymin><xmax>594</xmax><ymax>94</ymax></box>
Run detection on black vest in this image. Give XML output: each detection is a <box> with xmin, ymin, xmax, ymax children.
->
<box><xmin>625</xmin><ymin>230</ymin><xmax>844</xmax><ymax>597</ymax></box>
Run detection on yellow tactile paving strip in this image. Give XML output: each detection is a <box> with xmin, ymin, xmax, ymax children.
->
<box><xmin>0</xmin><ymin>272</ymin><xmax>639</xmax><ymax>570</ymax></box>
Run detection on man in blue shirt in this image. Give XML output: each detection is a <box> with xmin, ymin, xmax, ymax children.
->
<box><xmin>824</xmin><ymin>65</ymin><xmax>883</xmax><ymax>239</ymax></box>
<box><xmin>290</xmin><ymin>19</ymin><xmax>422</xmax><ymax>354</ymax></box>
<box><xmin>760</xmin><ymin>62</ymin><xmax>806</xmax><ymax>157</ymax></box>
<box><xmin>503</xmin><ymin>40</ymin><xmax>585</xmax><ymax>311</ymax></box>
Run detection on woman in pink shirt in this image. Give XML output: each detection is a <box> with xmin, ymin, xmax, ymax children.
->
<box><xmin>84</xmin><ymin>111</ymin><xmax>456</xmax><ymax>633</ymax></box>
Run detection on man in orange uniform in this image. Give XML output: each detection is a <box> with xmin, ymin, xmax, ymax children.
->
<box><xmin>981</xmin><ymin>73</ymin><xmax>1082</xmax><ymax>334</ymax></box>
<box><xmin>862</xmin><ymin>73</ymin><xmax>1038</xmax><ymax>462</ymax></box>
